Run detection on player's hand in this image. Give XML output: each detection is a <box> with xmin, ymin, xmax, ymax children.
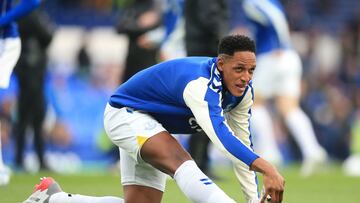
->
<box><xmin>261</xmin><ymin>168</ymin><xmax>285</xmax><ymax>203</ymax></box>
<box><xmin>250</xmin><ymin>158</ymin><xmax>285</xmax><ymax>203</ymax></box>
<box><xmin>137</xmin><ymin>10</ymin><xmax>160</xmax><ymax>29</ymax></box>
<box><xmin>137</xmin><ymin>34</ymin><xmax>156</xmax><ymax>49</ymax></box>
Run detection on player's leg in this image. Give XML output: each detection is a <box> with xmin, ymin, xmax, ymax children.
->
<box><xmin>0</xmin><ymin>37</ymin><xmax>21</xmax><ymax>186</ymax></box>
<box><xmin>250</xmin><ymin>53</ymin><xmax>283</xmax><ymax>165</ymax></box>
<box><xmin>0</xmin><ymin>37</ymin><xmax>21</xmax><ymax>88</ymax></box>
<box><xmin>119</xmin><ymin>147</ymin><xmax>166</xmax><ymax>203</ymax></box>
<box><xmin>24</xmin><ymin>105</ymin><xmax>166</xmax><ymax>203</ymax></box>
<box><xmin>123</xmin><ymin>185</ymin><xmax>163</xmax><ymax>203</ymax></box>
<box><xmin>275</xmin><ymin>50</ymin><xmax>327</xmax><ymax>176</ymax></box>
<box><xmin>140</xmin><ymin>131</ymin><xmax>235</xmax><ymax>203</ymax></box>
<box><xmin>104</xmin><ymin>104</ymin><xmax>235</xmax><ymax>203</ymax></box>
<box><xmin>188</xmin><ymin>131</ymin><xmax>212</xmax><ymax>176</ymax></box>
<box><xmin>251</xmin><ymin>99</ymin><xmax>283</xmax><ymax>165</ymax></box>
<box><xmin>14</xmin><ymin>91</ymin><xmax>29</xmax><ymax>170</ymax></box>
<box><xmin>343</xmin><ymin>120</ymin><xmax>360</xmax><ymax>176</ymax></box>
<box><xmin>104</xmin><ymin>105</ymin><xmax>167</xmax><ymax>203</ymax></box>
<box><xmin>23</xmin><ymin>105</ymin><xmax>127</xmax><ymax>202</ymax></box>
<box><xmin>23</xmin><ymin>177</ymin><xmax>124</xmax><ymax>203</ymax></box>
<box><xmin>49</xmin><ymin>193</ymin><xmax>123</xmax><ymax>203</ymax></box>
<box><xmin>275</xmin><ymin>96</ymin><xmax>327</xmax><ymax>175</ymax></box>
<box><xmin>31</xmin><ymin>97</ymin><xmax>47</xmax><ymax>169</ymax></box>
<box><xmin>0</xmin><ymin>124</ymin><xmax>11</xmax><ymax>186</ymax></box>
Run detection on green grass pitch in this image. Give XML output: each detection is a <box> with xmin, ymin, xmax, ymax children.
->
<box><xmin>1</xmin><ymin>164</ymin><xmax>360</xmax><ymax>203</ymax></box>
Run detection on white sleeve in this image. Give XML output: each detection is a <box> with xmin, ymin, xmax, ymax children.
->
<box><xmin>225</xmin><ymin>84</ymin><xmax>261</xmax><ymax>200</ymax></box>
<box><xmin>183</xmin><ymin>77</ymin><xmax>259</xmax><ymax>166</ymax></box>
<box><xmin>225</xmin><ymin>84</ymin><xmax>254</xmax><ymax>148</ymax></box>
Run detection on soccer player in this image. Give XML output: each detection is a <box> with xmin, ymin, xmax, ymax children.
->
<box><xmin>24</xmin><ymin>35</ymin><xmax>285</xmax><ymax>203</ymax></box>
<box><xmin>0</xmin><ymin>0</ymin><xmax>41</xmax><ymax>186</ymax></box>
<box><xmin>242</xmin><ymin>0</ymin><xmax>327</xmax><ymax>176</ymax></box>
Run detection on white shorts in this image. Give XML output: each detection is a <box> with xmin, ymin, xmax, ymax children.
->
<box><xmin>103</xmin><ymin>104</ymin><xmax>168</xmax><ymax>191</ymax></box>
<box><xmin>252</xmin><ymin>50</ymin><xmax>302</xmax><ymax>99</ymax></box>
<box><xmin>0</xmin><ymin>37</ymin><xmax>21</xmax><ymax>89</ymax></box>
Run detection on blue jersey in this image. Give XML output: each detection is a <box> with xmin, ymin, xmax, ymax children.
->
<box><xmin>0</xmin><ymin>0</ymin><xmax>40</xmax><ymax>38</ymax></box>
<box><xmin>110</xmin><ymin>57</ymin><xmax>259</xmax><ymax>166</ymax></box>
<box><xmin>242</xmin><ymin>0</ymin><xmax>292</xmax><ymax>54</ymax></box>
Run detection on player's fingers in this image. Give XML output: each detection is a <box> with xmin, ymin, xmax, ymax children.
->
<box><xmin>260</xmin><ymin>193</ymin><xmax>267</xmax><ymax>203</ymax></box>
<box><xmin>272</xmin><ymin>187</ymin><xmax>284</xmax><ymax>203</ymax></box>
<box><xmin>279</xmin><ymin>180</ymin><xmax>285</xmax><ymax>202</ymax></box>
<box><xmin>261</xmin><ymin>191</ymin><xmax>272</xmax><ymax>203</ymax></box>
<box><xmin>266</xmin><ymin>194</ymin><xmax>272</xmax><ymax>203</ymax></box>
<box><xmin>279</xmin><ymin>188</ymin><xmax>284</xmax><ymax>202</ymax></box>
<box><xmin>274</xmin><ymin>180</ymin><xmax>285</xmax><ymax>202</ymax></box>
<box><xmin>272</xmin><ymin>191</ymin><xmax>279</xmax><ymax>203</ymax></box>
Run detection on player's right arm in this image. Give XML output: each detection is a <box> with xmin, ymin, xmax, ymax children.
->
<box><xmin>0</xmin><ymin>0</ymin><xmax>41</xmax><ymax>27</ymax></box>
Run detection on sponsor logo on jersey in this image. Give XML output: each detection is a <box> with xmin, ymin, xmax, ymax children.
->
<box><xmin>188</xmin><ymin>117</ymin><xmax>202</xmax><ymax>132</ymax></box>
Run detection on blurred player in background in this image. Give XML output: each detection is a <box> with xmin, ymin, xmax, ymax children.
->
<box><xmin>24</xmin><ymin>35</ymin><xmax>285</xmax><ymax>203</ymax></box>
<box><xmin>184</xmin><ymin>0</ymin><xmax>229</xmax><ymax>178</ymax></box>
<box><xmin>159</xmin><ymin>0</ymin><xmax>185</xmax><ymax>60</ymax></box>
<box><xmin>0</xmin><ymin>0</ymin><xmax>40</xmax><ymax>185</ymax></box>
<box><xmin>241</xmin><ymin>0</ymin><xmax>327</xmax><ymax>176</ymax></box>
<box><xmin>13</xmin><ymin>8</ymin><xmax>54</xmax><ymax>172</ymax></box>
<box><xmin>115</xmin><ymin>0</ymin><xmax>162</xmax><ymax>83</ymax></box>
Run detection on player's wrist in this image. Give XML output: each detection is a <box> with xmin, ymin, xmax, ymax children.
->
<box><xmin>250</xmin><ymin>157</ymin><xmax>277</xmax><ymax>175</ymax></box>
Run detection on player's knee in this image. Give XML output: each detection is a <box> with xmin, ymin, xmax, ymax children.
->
<box><xmin>140</xmin><ymin>134</ymin><xmax>191</xmax><ymax>175</ymax></box>
<box><xmin>148</xmin><ymin>149</ymin><xmax>191</xmax><ymax>176</ymax></box>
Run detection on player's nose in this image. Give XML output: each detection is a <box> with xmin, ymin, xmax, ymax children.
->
<box><xmin>240</xmin><ymin>72</ymin><xmax>251</xmax><ymax>83</ymax></box>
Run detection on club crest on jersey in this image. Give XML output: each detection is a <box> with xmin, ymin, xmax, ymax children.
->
<box><xmin>144</xmin><ymin>120</ymin><xmax>157</xmax><ymax>131</ymax></box>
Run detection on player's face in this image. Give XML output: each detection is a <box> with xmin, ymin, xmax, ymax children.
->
<box><xmin>217</xmin><ymin>51</ymin><xmax>256</xmax><ymax>97</ymax></box>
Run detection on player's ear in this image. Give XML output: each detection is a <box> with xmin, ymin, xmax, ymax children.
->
<box><xmin>217</xmin><ymin>56</ymin><xmax>225</xmax><ymax>71</ymax></box>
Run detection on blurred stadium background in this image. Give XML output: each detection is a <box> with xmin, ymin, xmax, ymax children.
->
<box><xmin>1</xmin><ymin>0</ymin><xmax>360</xmax><ymax>202</ymax></box>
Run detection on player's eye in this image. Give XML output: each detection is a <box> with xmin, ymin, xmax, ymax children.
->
<box><xmin>234</xmin><ymin>67</ymin><xmax>244</xmax><ymax>72</ymax></box>
<box><xmin>249</xmin><ymin>68</ymin><xmax>255</xmax><ymax>74</ymax></box>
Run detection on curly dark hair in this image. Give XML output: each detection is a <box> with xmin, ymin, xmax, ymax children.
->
<box><xmin>218</xmin><ymin>34</ymin><xmax>256</xmax><ymax>56</ymax></box>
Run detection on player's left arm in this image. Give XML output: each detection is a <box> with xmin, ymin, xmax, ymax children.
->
<box><xmin>184</xmin><ymin>78</ymin><xmax>284</xmax><ymax>201</ymax></box>
<box><xmin>183</xmin><ymin>77</ymin><xmax>259</xmax><ymax>167</ymax></box>
<box><xmin>0</xmin><ymin>0</ymin><xmax>41</xmax><ymax>27</ymax></box>
<box><xmin>226</xmin><ymin>83</ymin><xmax>254</xmax><ymax>148</ymax></box>
<box><xmin>225</xmin><ymin>83</ymin><xmax>275</xmax><ymax>201</ymax></box>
